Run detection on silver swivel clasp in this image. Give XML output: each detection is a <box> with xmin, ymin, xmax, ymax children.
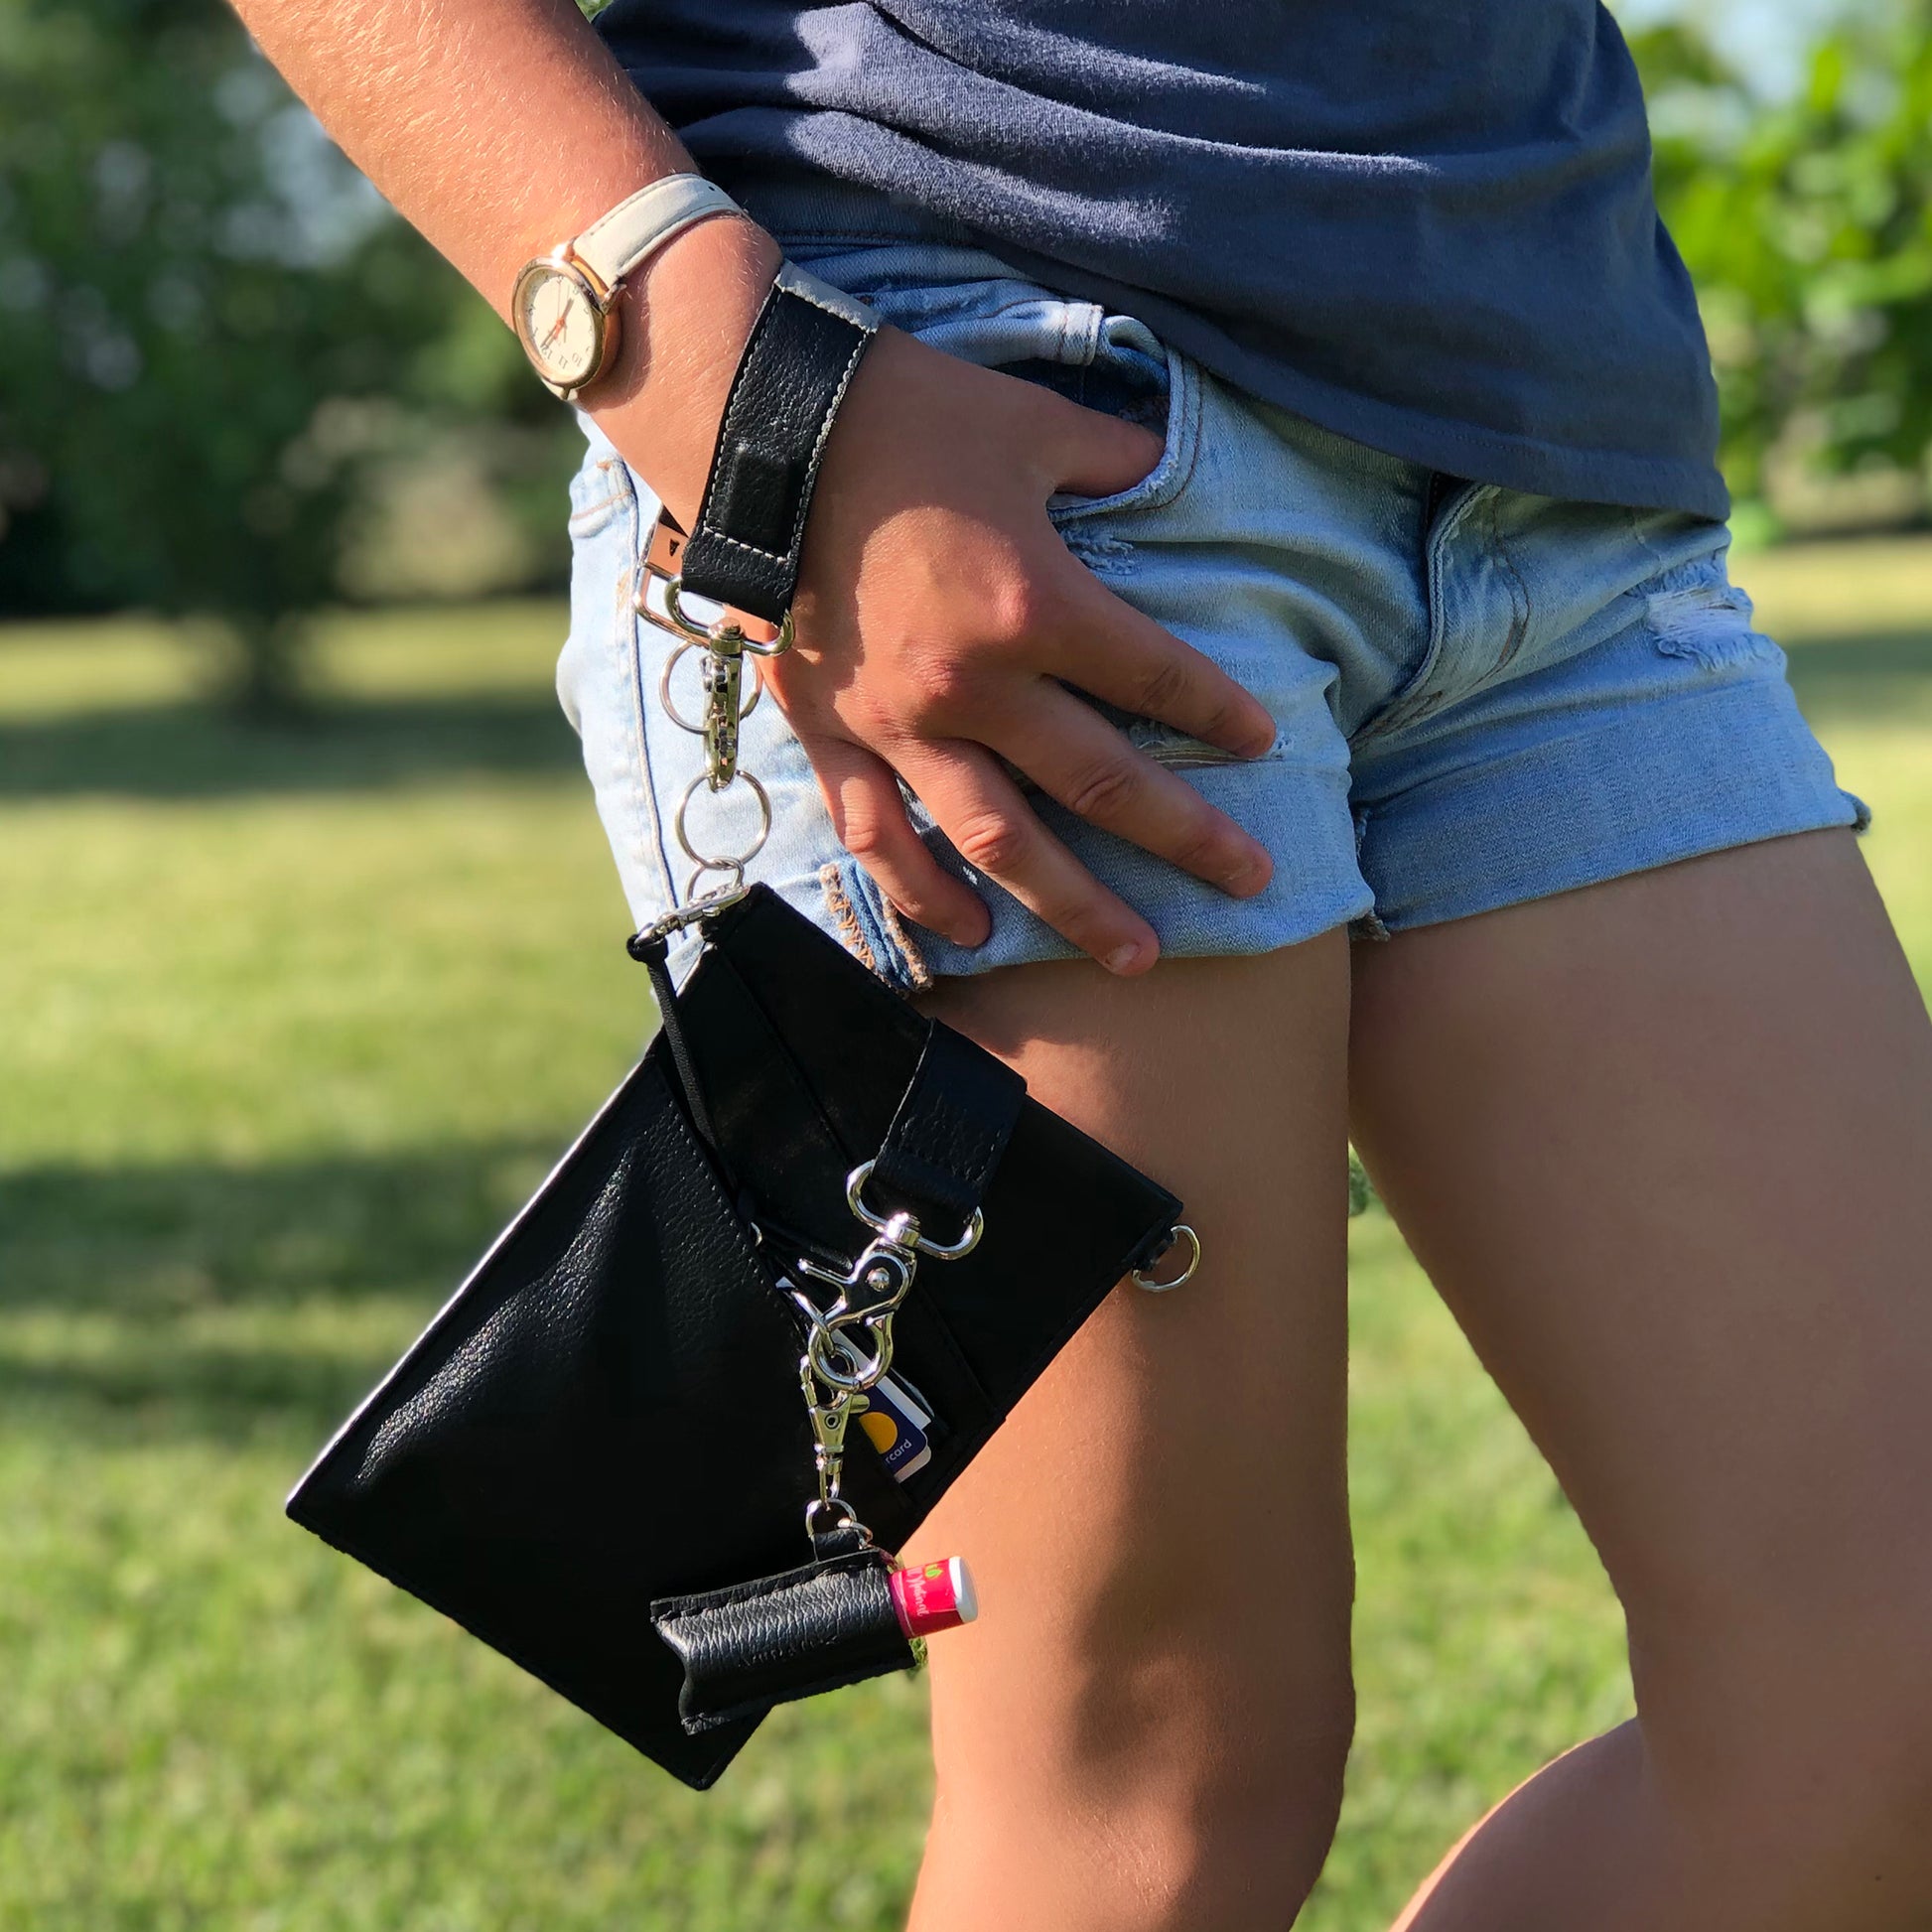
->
<box><xmin>787</xmin><ymin>1163</ymin><xmax>986</xmax><ymax>1543</ymax></box>
<box><xmin>794</xmin><ymin>1222</ymin><xmax>919</xmax><ymax>1394</ymax></box>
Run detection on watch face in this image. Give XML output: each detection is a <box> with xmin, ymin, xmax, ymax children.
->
<box><xmin>513</xmin><ymin>261</ymin><xmax>606</xmax><ymax>390</ymax></box>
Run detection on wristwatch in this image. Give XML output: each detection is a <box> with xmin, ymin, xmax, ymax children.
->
<box><xmin>511</xmin><ymin>174</ymin><xmax>743</xmax><ymax>403</ymax></box>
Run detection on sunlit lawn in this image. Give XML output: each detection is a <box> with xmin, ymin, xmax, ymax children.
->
<box><xmin>2</xmin><ymin>540</ymin><xmax>1929</xmax><ymax>1928</ymax></box>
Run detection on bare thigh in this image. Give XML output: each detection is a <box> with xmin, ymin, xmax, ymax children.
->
<box><xmin>1349</xmin><ymin>830</ymin><xmax>1932</xmax><ymax>1927</ymax></box>
<box><xmin>901</xmin><ymin>935</ymin><xmax>1355</xmax><ymax>1932</ymax></box>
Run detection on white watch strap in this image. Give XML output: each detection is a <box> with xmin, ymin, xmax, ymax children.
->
<box><xmin>573</xmin><ymin>175</ymin><xmax>743</xmax><ymax>292</ymax></box>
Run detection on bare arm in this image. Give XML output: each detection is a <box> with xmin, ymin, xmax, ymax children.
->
<box><xmin>229</xmin><ymin>0</ymin><xmax>779</xmax><ymax>523</ymax></box>
<box><xmin>231</xmin><ymin>0</ymin><xmax>1277</xmax><ymax>969</ymax></box>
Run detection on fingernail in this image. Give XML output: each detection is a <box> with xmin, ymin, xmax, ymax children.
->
<box><xmin>1104</xmin><ymin>942</ymin><xmax>1146</xmax><ymax>975</ymax></box>
<box><xmin>1222</xmin><ymin>848</ymin><xmax>1272</xmax><ymax>894</ymax></box>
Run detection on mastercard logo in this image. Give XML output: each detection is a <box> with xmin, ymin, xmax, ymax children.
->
<box><xmin>859</xmin><ymin>1411</ymin><xmax>899</xmax><ymax>1452</ymax></box>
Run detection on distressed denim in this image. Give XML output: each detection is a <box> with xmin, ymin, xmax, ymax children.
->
<box><xmin>557</xmin><ymin>226</ymin><xmax>1868</xmax><ymax>993</ymax></box>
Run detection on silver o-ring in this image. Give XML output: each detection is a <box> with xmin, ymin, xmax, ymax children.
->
<box><xmin>1131</xmin><ymin>1224</ymin><xmax>1201</xmax><ymax>1293</ymax></box>
<box><xmin>806</xmin><ymin>1322</ymin><xmax>889</xmax><ymax>1393</ymax></box>
<box><xmin>674</xmin><ymin>768</ymin><xmax>771</xmax><ymax>873</ymax></box>
<box><xmin>658</xmin><ymin>639</ymin><xmax>762</xmax><ymax>736</ymax></box>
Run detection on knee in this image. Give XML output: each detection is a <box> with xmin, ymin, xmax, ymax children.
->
<box><xmin>1184</xmin><ymin>1707</ymin><xmax>1354</xmax><ymax>1930</ymax></box>
<box><xmin>1042</xmin><ymin>1650</ymin><xmax>1354</xmax><ymax>1930</ymax></box>
<box><xmin>920</xmin><ymin>1504</ymin><xmax>1356</xmax><ymax>1930</ymax></box>
<box><xmin>927</xmin><ymin>1641</ymin><xmax>1352</xmax><ymax>1932</ymax></box>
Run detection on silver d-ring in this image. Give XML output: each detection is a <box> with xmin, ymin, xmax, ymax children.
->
<box><xmin>663</xmin><ymin>578</ymin><xmax>794</xmax><ymax>655</ymax></box>
<box><xmin>803</xmin><ymin>1495</ymin><xmax>870</xmax><ymax>1543</ymax></box>
<box><xmin>844</xmin><ymin>1159</ymin><xmax>984</xmax><ymax>1260</ymax></box>
<box><xmin>658</xmin><ymin>639</ymin><xmax>762</xmax><ymax>735</ymax></box>
<box><xmin>1131</xmin><ymin>1224</ymin><xmax>1201</xmax><ymax>1293</ymax></box>
<box><xmin>660</xmin><ymin>577</ymin><xmax>726</xmax><ymax>643</ymax></box>
<box><xmin>740</xmin><ymin>611</ymin><xmax>794</xmax><ymax>656</ymax></box>
<box><xmin>674</xmin><ymin>769</ymin><xmax>771</xmax><ymax>873</ymax></box>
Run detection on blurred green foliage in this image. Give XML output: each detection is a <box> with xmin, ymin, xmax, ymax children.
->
<box><xmin>1631</xmin><ymin>0</ymin><xmax>1932</xmax><ymax>519</ymax></box>
<box><xmin>0</xmin><ymin>0</ymin><xmax>567</xmax><ymax>706</ymax></box>
<box><xmin>4</xmin><ymin>0</ymin><xmax>1932</xmax><ymax>699</ymax></box>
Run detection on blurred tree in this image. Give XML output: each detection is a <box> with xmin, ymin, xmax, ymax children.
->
<box><xmin>0</xmin><ymin>0</ymin><xmax>557</xmax><ymax>708</ymax></box>
<box><xmin>1632</xmin><ymin>0</ymin><xmax>1932</xmax><ymax>524</ymax></box>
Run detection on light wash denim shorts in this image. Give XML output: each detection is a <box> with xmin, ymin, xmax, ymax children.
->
<box><xmin>557</xmin><ymin>198</ymin><xmax>1868</xmax><ymax>993</ymax></box>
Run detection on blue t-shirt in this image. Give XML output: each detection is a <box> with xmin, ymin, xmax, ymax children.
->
<box><xmin>596</xmin><ymin>2</ymin><xmax>1727</xmax><ymax>520</ymax></box>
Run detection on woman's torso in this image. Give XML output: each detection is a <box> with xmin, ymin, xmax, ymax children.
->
<box><xmin>595</xmin><ymin>0</ymin><xmax>1726</xmax><ymax>519</ymax></box>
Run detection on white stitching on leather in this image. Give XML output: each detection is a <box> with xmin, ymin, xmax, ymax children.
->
<box><xmin>693</xmin><ymin>294</ymin><xmax>875</xmax><ymax>569</ymax></box>
<box><xmin>793</xmin><ymin>335</ymin><xmax>870</xmax><ymax>557</ymax></box>
<box><xmin>775</xmin><ymin>261</ymin><xmax>880</xmax><ymax>330</ymax></box>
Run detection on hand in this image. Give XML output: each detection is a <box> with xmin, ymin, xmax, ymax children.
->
<box><xmin>760</xmin><ymin>326</ymin><xmax>1277</xmax><ymax>975</ymax></box>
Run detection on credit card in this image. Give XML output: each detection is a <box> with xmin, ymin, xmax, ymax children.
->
<box><xmin>857</xmin><ymin>1371</ymin><xmax>934</xmax><ymax>1481</ymax></box>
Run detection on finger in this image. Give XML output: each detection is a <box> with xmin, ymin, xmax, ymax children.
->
<box><xmin>1047</xmin><ymin>400</ymin><xmax>1165</xmax><ymax>499</ymax></box>
<box><xmin>988</xmin><ymin>682</ymin><xmax>1273</xmax><ymax>897</ymax></box>
<box><xmin>798</xmin><ymin>731</ymin><xmax>992</xmax><ymax>948</ymax></box>
<box><xmin>1044</xmin><ymin>566</ymin><xmax>1278</xmax><ymax>759</ymax></box>
<box><xmin>896</xmin><ymin>738</ymin><xmax>1161</xmax><ymax>975</ymax></box>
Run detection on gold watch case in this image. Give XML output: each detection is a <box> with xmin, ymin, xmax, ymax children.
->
<box><xmin>510</xmin><ymin>250</ymin><xmax>621</xmax><ymax>404</ymax></box>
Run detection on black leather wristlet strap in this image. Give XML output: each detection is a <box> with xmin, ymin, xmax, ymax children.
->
<box><xmin>678</xmin><ymin>262</ymin><xmax>879</xmax><ymax>624</ymax></box>
<box><xmin>871</xmin><ymin>1023</ymin><xmax>1027</xmax><ymax>1235</ymax></box>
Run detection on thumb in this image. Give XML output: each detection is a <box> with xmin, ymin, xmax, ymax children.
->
<box><xmin>1046</xmin><ymin>398</ymin><xmax>1165</xmax><ymax>500</ymax></box>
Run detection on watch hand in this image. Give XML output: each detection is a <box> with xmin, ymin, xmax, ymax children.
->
<box><xmin>541</xmin><ymin>308</ymin><xmax>571</xmax><ymax>349</ymax></box>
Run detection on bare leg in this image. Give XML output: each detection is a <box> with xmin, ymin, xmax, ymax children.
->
<box><xmin>902</xmin><ymin>936</ymin><xmax>1355</xmax><ymax>1932</ymax></box>
<box><xmin>1349</xmin><ymin>829</ymin><xmax>1932</xmax><ymax>1932</ymax></box>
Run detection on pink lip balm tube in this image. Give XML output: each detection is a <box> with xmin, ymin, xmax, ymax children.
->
<box><xmin>890</xmin><ymin>1557</ymin><xmax>979</xmax><ymax>1638</ymax></box>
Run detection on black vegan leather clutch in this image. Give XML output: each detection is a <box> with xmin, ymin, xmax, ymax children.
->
<box><xmin>290</xmin><ymin>251</ymin><xmax>1191</xmax><ymax>1790</ymax></box>
<box><xmin>287</xmin><ymin>885</ymin><xmax>1182</xmax><ymax>1789</ymax></box>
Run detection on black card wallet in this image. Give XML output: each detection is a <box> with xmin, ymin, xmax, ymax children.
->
<box><xmin>287</xmin><ymin>886</ymin><xmax>1180</xmax><ymax>1788</ymax></box>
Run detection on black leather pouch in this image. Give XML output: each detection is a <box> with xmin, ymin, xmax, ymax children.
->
<box><xmin>291</xmin><ymin>256</ymin><xmax>1187</xmax><ymax>1789</ymax></box>
<box><xmin>653</xmin><ymin>1547</ymin><xmax>910</xmax><ymax>1733</ymax></box>
<box><xmin>287</xmin><ymin>884</ymin><xmax>1182</xmax><ymax>1789</ymax></box>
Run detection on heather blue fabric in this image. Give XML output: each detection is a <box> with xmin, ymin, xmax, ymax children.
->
<box><xmin>594</xmin><ymin>0</ymin><xmax>1727</xmax><ymax>521</ymax></box>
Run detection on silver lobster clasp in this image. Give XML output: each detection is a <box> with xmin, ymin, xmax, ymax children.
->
<box><xmin>802</xmin><ymin>1359</ymin><xmax>867</xmax><ymax>1474</ymax></box>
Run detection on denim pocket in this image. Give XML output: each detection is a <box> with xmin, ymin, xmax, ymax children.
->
<box><xmin>1039</xmin><ymin>319</ymin><xmax>1201</xmax><ymax>527</ymax></box>
<box><xmin>782</xmin><ymin>237</ymin><xmax>1203</xmax><ymax>535</ymax></box>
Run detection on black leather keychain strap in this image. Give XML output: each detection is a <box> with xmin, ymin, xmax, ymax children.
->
<box><xmin>677</xmin><ymin>261</ymin><xmax>879</xmax><ymax>624</ymax></box>
<box><xmin>871</xmin><ymin>1023</ymin><xmax>1026</xmax><ymax>1236</ymax></box>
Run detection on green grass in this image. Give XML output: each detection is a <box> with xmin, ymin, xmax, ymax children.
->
<box><xmin>3</xmin><ymin>540</ymin><xmax>1929</xmax><ymax>1929</ymax></box>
